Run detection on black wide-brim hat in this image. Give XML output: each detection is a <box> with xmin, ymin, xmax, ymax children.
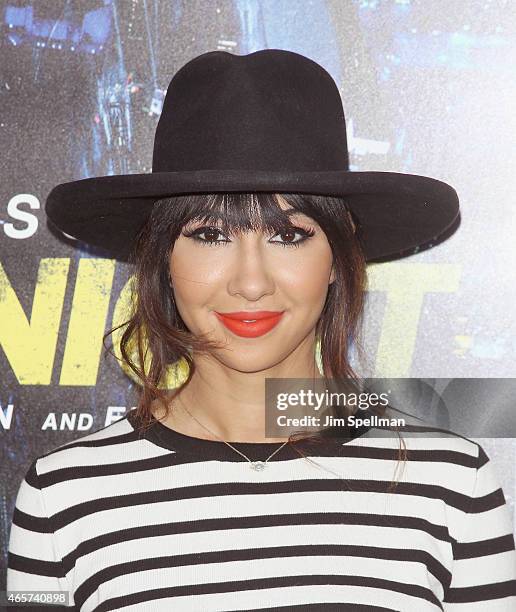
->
<box><xmin>45</xmin><ymin>49</ymin><xmax>460</xmax><ymax>263</ymax></box>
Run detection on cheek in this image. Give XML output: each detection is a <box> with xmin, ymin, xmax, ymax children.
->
<box><xmin>169</xmin><ymin>243</ymin><xmax>221</xmax><ymax>303</ymax></box>
<box><xmin>280</xmin><ymin>250</ymin><xmax>332</xmax><ymax>303</ymax></box>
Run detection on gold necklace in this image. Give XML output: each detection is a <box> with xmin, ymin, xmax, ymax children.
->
<box><xmin>180</xmin><ymin>403</ymin><xmax>289</xmax><ymax>471</ymax></box>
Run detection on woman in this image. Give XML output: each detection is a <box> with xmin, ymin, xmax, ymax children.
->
<box><xmin>7</xmin><ymin>50</ymin><xmax>515</xmax><ymax>610</ymax></box>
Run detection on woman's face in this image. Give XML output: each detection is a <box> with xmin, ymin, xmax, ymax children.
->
<box><xmin>168</xmin><ymin>196</ymin><xmax>335</xmax><ymax>372</ymax></box>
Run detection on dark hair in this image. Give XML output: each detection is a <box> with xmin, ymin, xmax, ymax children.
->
<box><xmin>103</xmin><ymin>192</ymin><xmax>407</xmax><ymax>490</ymax></box>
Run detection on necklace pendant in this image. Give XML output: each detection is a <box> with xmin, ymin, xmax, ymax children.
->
<box><xmin>250</xmin><ymin>461</ymin><xmax>266</xmax><ymax>471</ymax></box>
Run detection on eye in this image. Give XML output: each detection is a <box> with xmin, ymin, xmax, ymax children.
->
<box><xmin>269</xmin><ymin>226</ymin><xmax>316</xmax><ymax>248</ymax></box>
<box><xmin>182</xmin><ymin>226</ymin><xmax>229</xmax><ymax>246</ymax></box>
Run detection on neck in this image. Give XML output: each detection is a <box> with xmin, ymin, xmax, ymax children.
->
<box><xmin>151</xmin><ymin>341</ymin><xmax>324</xmax><ymax>443</ymax></box>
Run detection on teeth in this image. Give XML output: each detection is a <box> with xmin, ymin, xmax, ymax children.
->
<box><xmin>242</xmin><ymin>319</ymin><xmax>257</xmax><ymax>323</ymax></box>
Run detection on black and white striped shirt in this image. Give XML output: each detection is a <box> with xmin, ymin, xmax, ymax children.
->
<box><xmin>7</xmin><ymin>408</ymin><xmax>516</xmax><ymax>611</ymax></box>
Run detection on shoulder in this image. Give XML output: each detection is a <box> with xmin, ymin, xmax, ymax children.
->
<box><xmin>355</xmin><ymin>424</ymin><xmax>487</xmax><ymax>498</ymax></box>
<box><xmin>32</xmin><ymin>411</ymin><xmax>144</xmax><ymax>480</ymax></box>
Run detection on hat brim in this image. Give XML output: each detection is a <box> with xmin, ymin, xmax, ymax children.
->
<box><xmin>44</xmin><ymin>169</ymin><xmax>460</xmax><ymax>262</ymax></box>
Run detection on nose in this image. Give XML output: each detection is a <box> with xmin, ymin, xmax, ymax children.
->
<box><xmin>226</xmin><ymin>236</ymin><xmax>276</xmax><ymax>301</ymax></box>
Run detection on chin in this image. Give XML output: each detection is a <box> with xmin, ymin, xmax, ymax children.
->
<box><xmin>219</xmin><ymin>353</ymin><xmax>288</xmax><ymax>373</ymax></box>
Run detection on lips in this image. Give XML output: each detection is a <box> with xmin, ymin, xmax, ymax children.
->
<box><xmin>214</xmin><ymin>311</ymin><xmax>284</xmax><ymax>338</ymax></box>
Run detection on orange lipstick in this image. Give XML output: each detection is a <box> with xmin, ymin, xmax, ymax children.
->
<box><xmin>214</xmin><ymin>311</ymin><xmax>285</xmax><ymax>338</ymax></box>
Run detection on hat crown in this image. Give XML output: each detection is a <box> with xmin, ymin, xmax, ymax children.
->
<box><xmin>152</xmin><ymin>49</ymin><xmax>350</xmax><ymax>173</ymax></box>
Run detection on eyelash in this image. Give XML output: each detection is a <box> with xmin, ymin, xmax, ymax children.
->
<box><xmin>182</xmin><ymin>225</ymin><xmax>316</xmax><ymax>248</ymax></box>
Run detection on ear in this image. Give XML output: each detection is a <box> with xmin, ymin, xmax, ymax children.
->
<box><xmin>329</xmin><ymin>264</ymin><xmax>335</xmax><ymax>285</ymax></box>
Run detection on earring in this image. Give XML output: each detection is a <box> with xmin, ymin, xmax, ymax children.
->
<box><xmin>348</xmin><ymin>211</ymin><xmax>357</xmax><ymax>234</ymax></box>
<box><xmin>315</xmin><ymin>336</ymin><xmax>323</xmax><ymax>376</ymax></box>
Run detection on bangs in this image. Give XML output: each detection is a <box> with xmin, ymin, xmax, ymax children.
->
<box><xmin>160</xmin><ymin>192</ymin><xmax>314</xmax><ymax>238</ymax></box>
